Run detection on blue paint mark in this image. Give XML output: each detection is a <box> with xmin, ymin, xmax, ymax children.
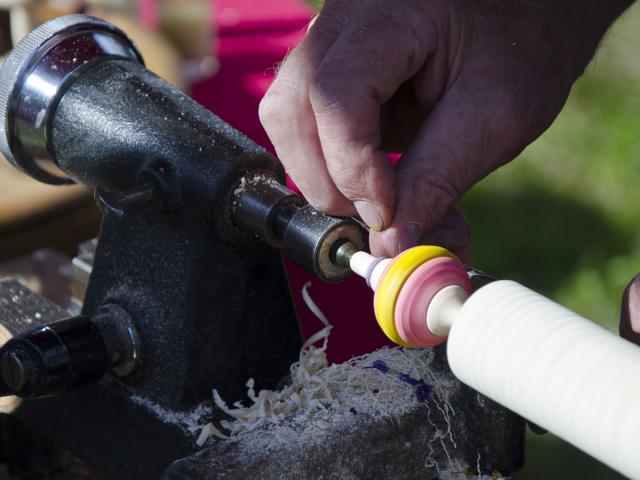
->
<box><xmin>365</xmin><ymin>360</ymin><xmax>390</xmax><ymax>373</ymax></box>
<box><xmin>364</xmin><ymin>360</ymin><xmax>431</xmax><ymax>402</ymax></box>
<box><xmin>398</xmin><ymin>372</ymin><xmax>431</xmax><ymax>403</ymax></box>
<box><xmin>415</xmin><ymin>383</ymin><xmax>432</xmax><ymax>402</ymax></box>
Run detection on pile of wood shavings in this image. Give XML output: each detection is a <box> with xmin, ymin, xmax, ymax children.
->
<box><xmin>200</xmin><ymin>282</ymin><xmax>458</xmax><ymax>445</ymax></box>
<box><xmin>196</xmin><ymin>282</ymin><xmax>507</xmax><ymax>479</ymax></box>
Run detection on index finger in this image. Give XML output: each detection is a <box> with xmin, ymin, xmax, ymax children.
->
<box><xmin>308</xmin><ymin>4</ymin><xmax>436</xmax><ymax>230</ymax></box>
<box><xmin>259</xmin><ymin>9</ymin><xmax>355</xmax><ymax>214</ymax></box>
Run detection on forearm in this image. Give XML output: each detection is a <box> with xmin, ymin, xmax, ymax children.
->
<box><xmin>474</xmin><ymin>0</ymin><xmax>634</xmax><ymax>85</ymax></box>
<box><xmin>572</xmin><ymin>0</ymin><xmax>635</xmax><ymax>32</ymax></box>
<box><xmin>567</xmin><ymin>0</ymin><xmax>635</xmax><ymax>67</ymax></box>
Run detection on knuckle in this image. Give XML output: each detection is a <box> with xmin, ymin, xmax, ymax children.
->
<box><xmin>313</xmin><ymin>6</ymin><xmax>350</xmax><ymax>39</ymax></box>
<box><xmin>390</xmin><ymin>2</ymin><xmax>429</xmax><ymax>42</ymax></box>
<box><xmin>366</xmin><ymin>0</ymin><xmax>433</xmax><ymax>68</ymax></box>
<box><xmin>258</xmin><ymin>86</ymin><xmax>297</xmax><ymax>130</ymax></box>
<box><xmin>258</xmin><ymin>93</ymin><xmax>279</xmax><ymax>126</ymax></box>
<box><xmin>317</xmin><ymin>0</ymin><xmax>354</xmax><ymax>28</ymax></box>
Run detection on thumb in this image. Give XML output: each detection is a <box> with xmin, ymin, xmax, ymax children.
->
<box><xmin>370</xmin><ymin>86</ymin><xmax>519</xmax><ymax>257</ymax></box>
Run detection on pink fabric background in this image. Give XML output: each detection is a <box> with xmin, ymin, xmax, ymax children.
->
<box><xmin>188</xmin><ymin>0</ymin><xmax>393</xmax><ymax>363</ymax></box>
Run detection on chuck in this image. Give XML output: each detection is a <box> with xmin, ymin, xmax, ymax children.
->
<box><xmin>231</xmin><ymin>172</ymin><xmax>366</xmax><ymax>282</ymax></box>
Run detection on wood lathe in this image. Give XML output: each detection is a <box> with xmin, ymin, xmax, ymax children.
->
<box><xmin>0</xmin><ymin>14</ymin><xmax>540</xmax><ymax>480</ymax></box>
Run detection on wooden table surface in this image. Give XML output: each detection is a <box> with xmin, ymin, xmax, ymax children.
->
<box><xmin>0</xmin><ymin>158</ymin><xmax>88</xmax><ymax>227</ymax></box>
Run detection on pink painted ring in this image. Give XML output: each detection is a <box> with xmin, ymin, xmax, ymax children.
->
<box><xmin>394</xmin><ymin>257</ymin><xmax>471</xmax><ymax>348</ymax></box>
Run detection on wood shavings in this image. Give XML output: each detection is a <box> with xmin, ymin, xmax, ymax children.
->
<box><xmin>197</xmin><ymin>423</ymin><xmax>228</xmax><ymax>446</ymax></box>
<box><xmin>232</xmin><ymin>176</ymin><xmax>247</xmax><ymax>196</ymax></box>
<box><xmin>196</xmin><ymin>282</ymin><xmax>506</xmax><ymax>479</ymax></box>
<box><xmin>208</xmin><ymin>282</ymin><xmax>335</xmax><ymax>437</ymax></box>
<box><xmin>206</xmin><ymin>283</ymin><xmax>455</xmax><ymax>440</ymax></box>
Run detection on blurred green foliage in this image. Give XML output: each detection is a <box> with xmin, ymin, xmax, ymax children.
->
<box><xmin>304</xmin><ymin>1</ymin><xmax>639</xmax><ymax>478</ymax></box>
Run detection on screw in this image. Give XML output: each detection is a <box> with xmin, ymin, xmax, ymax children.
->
<box><xmin>1</xmin><ymin>349</ymin><xmax>34</xmax><ymax>392</ymax></box>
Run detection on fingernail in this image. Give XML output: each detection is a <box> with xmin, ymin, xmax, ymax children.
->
<box><xmin>354</xmin><ymin>200</ymin><xmax>383</xmax><ymax>232</ymax></box>
<box><xmin>397</xmin><ymin>222</ymin><xmax>422</xmax><ymax>253</ymax></box>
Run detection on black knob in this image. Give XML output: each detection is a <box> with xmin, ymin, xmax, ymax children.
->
<box><xmin>1</xmin><ymin>349</ymin><xmax>35</xmax><ymax>391</ymax></box>
<box><xmin>0</xmin><ymin>316</ymin><xmax>108</xmax><ymax>398</ymax></box>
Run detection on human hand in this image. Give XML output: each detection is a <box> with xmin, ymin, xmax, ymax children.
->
<box><xmin>260</xmin><ymin>0</ymin><xmax>631</xmax><ymax>257</ymax></box>
<box><xmin>620</xmin><ymin>274</ymin><xmax>640</xmax><ymax>345</ymax></box>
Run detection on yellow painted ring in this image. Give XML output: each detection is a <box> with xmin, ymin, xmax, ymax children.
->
<box><xmin>374</xmin><ymin>245</ymin><xmax>457</xmax><ymax>346</ymax></box>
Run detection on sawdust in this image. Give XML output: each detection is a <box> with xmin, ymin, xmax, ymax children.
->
<box><xmin>129</xmin><ymin>395</ymin><xmax>213</xmax><ymax>436</ymax></box>
<box><xmin>232</xmin><ymin>176</ymin><xmax>247</xmax><ymax>196</ymax></box>
<box><xmin>201</xmin><ymin>282</ymin><xmax>504</xmax><ymax>479</ymax></box>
